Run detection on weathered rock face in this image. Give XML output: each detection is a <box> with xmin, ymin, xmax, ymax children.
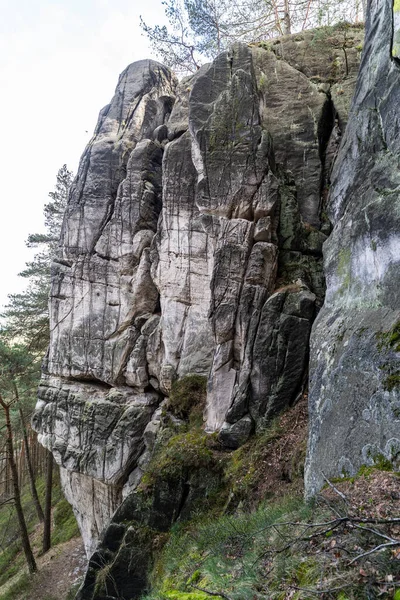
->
<box><xmin>34</xmin><ymin>60</ymin><xmax>178</xmax><ymax>555</ymax></box>
<box><xmin>33</xmin><ymin>27</ymin><xmax>364</xmax><ymax>566</ymax></box>
<box><xmin>305</xmin><ymin>1</ymin><xmax>400</xmax><ymax>496</ymax></box>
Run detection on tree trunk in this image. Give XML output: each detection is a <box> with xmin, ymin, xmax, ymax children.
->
<box><xmin>18</xmin><ymin>406</ymin><xmax>44</xmax><ymax>522</ymax></box>
<box><xmin>283</xmin><ymin>0</ymin><xmax>291</xmax><ymax>34</ymax></box>
<box><xmin>0</xmin><ymin>394</ymin><xmax>37</xmax><ymax>573</ymax></box>
<box><xmin>42</xmin><ymin>449</ymin><xmax>53</xmax><ymax>553</ymax></box>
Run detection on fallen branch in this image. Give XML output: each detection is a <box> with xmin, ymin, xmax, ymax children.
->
<box><xmin>349</xmin><ymin>541</ymin><xmax>400</xmax><ymax>565</ymax></box>
<box><xmin>352</xmin><ymin>523</ymin><xmax>398</xmax><ymax>544</ymax></box>
<box><xmin>0</xmin><ymin>497</ymin><xmax>15</xmax><ymax>507</ymax></box>
<box><xmin>288</xmin><ymin>582</ymin><xmax>354</xmax><ymax>595</ymax></box>
<box><xmin>322</xmin><ymin>473</ymin><xmax>348</xmax><ymax>502</ymax></box>
<box><xmin>191</xmin><ymin>584</ymin><xmax>232</xmax><ymax>600</ymax></box>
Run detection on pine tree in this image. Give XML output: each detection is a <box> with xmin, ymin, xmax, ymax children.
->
<box><xmin>2</xmin><ymin>164</ymin><xmax>73</xmax><ymax>352</ymax></box>
<box><xmin>0</xmin><ymin>164</ymin><xmax>73</xmax><ymax>559</ymax></box>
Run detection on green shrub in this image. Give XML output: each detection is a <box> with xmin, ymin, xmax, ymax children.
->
<box><xmin>52</xmin><ymin>498</ymin><xmax>80</xmax><ymax>545</ymax></box>
<box><xmin>224</xmin><ymin>419</ymin><xmax>283</xmax><ymax>497</ymax></box>
<box><xmin>167</xmin><ymin>375</ymin><xmax>207</xmax><ymax>424</ymax></box>
<box><xmin>145</xmin><ymin>430</ymin><xmax>218</xmax><ymax>484</ymax></box>
<box><xmin>0</xmin><ymin>572</ymin><xmax>30</xmax><ymax>600</ymax></box>
<box><xmin>0</xmin><ymin>544</ymin><xmax>24</xmax><ymax>587</ymax></box>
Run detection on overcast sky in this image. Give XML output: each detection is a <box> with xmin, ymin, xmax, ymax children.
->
<box><xmin>0</xmin><ymin>0</ymin><xmax>167</xmax><ymax>310</ymax></box>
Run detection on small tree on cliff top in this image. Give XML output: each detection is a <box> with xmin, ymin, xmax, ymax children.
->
<box><xmin>141</xmin><ymin>0</ymin><xmax>365</xmax><ymax>73</ymax></box>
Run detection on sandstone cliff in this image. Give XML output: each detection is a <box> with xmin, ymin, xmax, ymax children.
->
<box><xmin>30</xmin><ymin>9</ymin><xmax>399</xmax><ymax>599</ymax></box>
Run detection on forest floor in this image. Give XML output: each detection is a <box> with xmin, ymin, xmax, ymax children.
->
<box><xmin>0</xmin><ymin>472</ymin><xmax>86</xmax><ymax>600</ymax></box>
<box><xmin>0</xmin><ymin>532</ymin><xmax>86</xmax><ymax>600</ymax></box>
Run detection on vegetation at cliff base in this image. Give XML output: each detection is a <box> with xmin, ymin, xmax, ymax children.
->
<box><xmin>143</xmin><ymin>469</ymin><xmax>400</xmax><ymax>600</ymax></box>
<box><xmin>0</xmin><ymin>472</ymin><xmax>82</xmax><ymax>600</ymax></box>
<box><xmin>0</xmin><ymin>165</ymin><xmax>81</xmax><ymax>599</ymax></box>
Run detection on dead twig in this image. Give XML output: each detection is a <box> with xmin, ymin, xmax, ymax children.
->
<box><xmin>191</xmin><ymin>584</ymin><xmax>232</xmax><ymax>600</ymax></box>
<box><xmin>0</xmin><ymin>497</ymin><xmax>15</xmax><ymax>507</ymax></box>
<box><xmin>322</xmin><ymin>472</ymin><xmax>348</xmax><ymax>502</ymax></box>
<box><xmin>349</xmin><ymin>541</ymin><xmax>400</xmax><ymax>564</ymax></box>
<box><xmin>352</xmin><ymin>523</ymin><xmax>398</xmax><ymax>544</ymax></box>
<box><xmin>288</xmin><ymin>582</ymin><xmax>354</xmax><ymax>595</ymax></box>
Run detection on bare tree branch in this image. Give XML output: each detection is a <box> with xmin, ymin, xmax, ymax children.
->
<box><xmin>349</xmin><ymin>541</ymin><xmax>400</xmax><ymax>564</ymax></box>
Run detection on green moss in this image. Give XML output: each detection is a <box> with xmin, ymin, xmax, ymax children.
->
<box><xmin>208</xmin><ymin>93</ymin><xmax>244</xmax><ymax>153</ymax></box>
<box><xmin>140</xmin><ymin>375</ymin><xmax>226</xmax><ymax>491</ymax></box>
<box><xmin>167</xmin><ymin>375</ymin><xmax>207</xmax><ymax>424</ymax></box>
<box><xmin>392</xmin><ymin>405</ymin><xmax>400</xmax><ymax>419</ymax></box>
<box><xmin>376</xmin><ymin>321</ymin><xmax>400</xmax><ymax>353</ymax></box>
<box><xmin>356</xmin><ymin>459</ymin><xmax>393</xmax><ymax>478</ymax></box>
<box><xmin>376</xmin><ymin>321</ymin><xmax>400</xmax><ymax>390</ymax></box>
<box><xmin>0</xmin><ymin>573</ymin><xmax>30</xmax><ymax>600</ymax></box>
<box><xmin>356</xmin><ymin>464</ymin><xmax>374</xmax><ymax>477</ymax></box>
<box><xmin>368</xmin><ymin>453</ymin><xmax>393</xmax><ymax>472</ymax></box>
<box><xmin>384</xmin><ymin>371</ymin><xmax>400</xmax><ymax>392</ymax></box>
<box><xmin>144</xmin><ymin>429</ymin><xmax>220</xmax><ymax>486</ymax></box>
<box><xmin>224</xmin><ymin>420</ymin><xmax>283</xmax><ymax>498</ymax></box>
<box><xmin>254</xmin><ymin>41</ymin><xmax>272</xmax><ymax>52</ymax></box>
<box><xmin>337</xmin><ymin>248</ymin><xmax>351</xmax><ymax>291</ymax></box>
<box><xmin>52</xmin><ymin>498</ymin><xmax>80</xmax><ymax>545</ymax></box>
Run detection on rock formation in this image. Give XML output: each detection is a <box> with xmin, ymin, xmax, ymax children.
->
<box><xmin>305</xmin><ymin>0</ymin><xmax>400</xmax><ymax>496</ymax></box>
<box><xmin>30</xmin><ymin>20</ymin><xmax>386</xmax><ymax>599</ymax></box>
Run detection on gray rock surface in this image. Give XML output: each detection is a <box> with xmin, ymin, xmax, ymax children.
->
<box><xmin>305</xmin><ymin>1</ymin><xmax>400</xmax><ymax>496</ymax></box>
<box><xmin>33</xmin><ymin>28</ymin><xmax>364</xmax><ymax>559</ymax></box>
<box><xmin>34</xmin><ymin>60</ymin><xmax>177</xmax><ymax>554</ymax></box>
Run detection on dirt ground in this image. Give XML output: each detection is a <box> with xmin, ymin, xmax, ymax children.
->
<box><xmin>0</xmin><ymin>535</ymin><xmax>86</xmax><ymax>600</ymax></box>
<box><xmin>28</xmin><ymin>536</ymin><xmax>86</xmax><ymax>600</ymax></box>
